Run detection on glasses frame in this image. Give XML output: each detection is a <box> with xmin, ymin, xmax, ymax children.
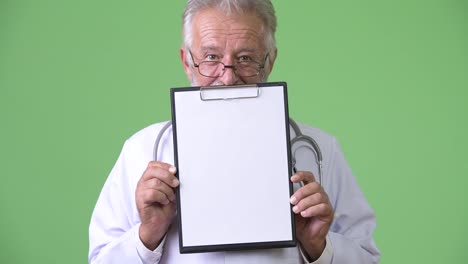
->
<box><xmin>189</xmin><ymin>50</ymin><xmax>269</xmax><ymax>78</ymax></box>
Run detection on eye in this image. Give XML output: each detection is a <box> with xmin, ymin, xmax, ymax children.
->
<box><xmin>205</xmin><ymin>54</ymin><xmax>220</xmax><ymax>61</ymax></box>
<box><xmin>238</xmin><ymin>55</ymin><xmax>253</xmax><ymax>62</ymax></box>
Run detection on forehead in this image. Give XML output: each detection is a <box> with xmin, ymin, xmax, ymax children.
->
<box><xmin>191</xmin><ymin>8</ymin><xmax>266</xmax><ymax>53</ymax></box>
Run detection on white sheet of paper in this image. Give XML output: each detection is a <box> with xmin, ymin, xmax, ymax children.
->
<box><xmin>172</xmin><ymin>84</ymin><xmax>294</xmax><ymax>250</ymax></box>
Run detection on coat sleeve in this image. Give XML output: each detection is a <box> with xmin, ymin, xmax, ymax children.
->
<box><xmin>325</xmin><ymin>137</ymin><xmax>381</xmax><ymax>264</ymax></box>
<box><xmin>88</xmin><ymin>141</ymin><xmax>164</xmax><ymax>264</ymax></box>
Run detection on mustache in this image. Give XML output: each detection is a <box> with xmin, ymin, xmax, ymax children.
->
<box><xmin>190</xmin><ymin>71</ymin><xmax>267</xmax><ymax>87</ymax></box>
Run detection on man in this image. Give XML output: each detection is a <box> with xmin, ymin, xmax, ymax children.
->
<box><xmin>89</xmin><ymin>0</ymin><xmax>380</xmax><ymax>263</ymax></box>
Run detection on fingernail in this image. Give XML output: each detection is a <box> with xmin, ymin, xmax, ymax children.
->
<box><xmin>291</xmin><ymin>175</ymin><xmax>300</xmax><ymax>182</ymax></box>
<box><xmin>172</xmin><ymin>178</ymin><xmax>180</xmax><ymax>186</ymax></box>
<box><xmin>169</xmin><ymin>166</ymin><xmax>177</xmax><ymax>174</ymax></box>
<box><xmin>292</xmin><ymin>206</ymin><xmax>299</xmax><ymax>213</ymax></box>
<box><xmin>290</xmin><ymin>196</ymin><xmax>297</xmax><ymax>204</ymax></box>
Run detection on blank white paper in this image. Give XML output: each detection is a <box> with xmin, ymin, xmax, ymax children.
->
<box><xmin>173</xmin><ymin>84</ymin><xmax>293</xmax><ymax>249</ymax></box>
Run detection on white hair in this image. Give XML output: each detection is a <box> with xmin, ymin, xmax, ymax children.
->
<box><xmin>182</xmin><ymin>0</ymin><xmax>277</xmax><ymax>62</ymax></box>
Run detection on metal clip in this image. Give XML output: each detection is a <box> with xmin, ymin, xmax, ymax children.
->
<box><xmin>199</xmin><ymin>84</ymin><xmax>260</xmax><ymax>101</ymax></box>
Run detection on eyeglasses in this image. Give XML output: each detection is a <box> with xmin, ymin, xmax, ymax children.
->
<box><xmin>189</xmin><ymin>50</ymin><xmax>269</xmax><ymax>78</ymax></box>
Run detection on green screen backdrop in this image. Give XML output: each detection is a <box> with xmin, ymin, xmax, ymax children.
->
<box><xmin>1</xmin><ymin>0</ymin><xmax>467</xmax><ymax>263</ymax></box>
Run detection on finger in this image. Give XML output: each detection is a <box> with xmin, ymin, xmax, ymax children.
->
<box><xmin>298</xmin><ymin>202</ymin><xmax>333</xmax><ymax>219</ymax></box>
<box><xmin>292</xmin><ymin>192</ymin><xmax>327</xmax><ymax>214</ymax></box>
<box><xmin>147</xmin><ymin>161</ymin><xmax>177</xmax><ymax>174</ymax></box>
<box><xmin>290</xmin><ymin>171</ymin><xmax>316</xmax><ymax>185</ymax></box>
<box><xmin>140</xmin><ymin>188</ymin><xmax>172</xmax><ymax>205</ymax></box>
<box><xmin>142</xmin><ymin>165</ymin><xmax>179</xmax><ymax>188</ymax></box>
<box><xmin>290</xmin><ymin>181</ymin><xmax>321</xmax><ymax>205</ymax></box>
<box><xmin>146</xmin><ymin>178</ymin><xmax>176</xmax><ymax>202</ymax></box>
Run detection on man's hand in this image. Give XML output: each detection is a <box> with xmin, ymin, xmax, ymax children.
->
<box><xmin>290</xmin><ymin>171</ymin><xmax>334</xmax><ymax>261</ymax></box>
<box><xmin>136</xmin><ymin>161</ymin><xmax>179</xmax><ymax>250</ymax></box>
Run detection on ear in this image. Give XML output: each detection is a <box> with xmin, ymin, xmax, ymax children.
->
<box><xmin>180</xmin><ymin>48</ymin><xmax>192</xmax><ymax>81</ymax></box>
<box><xmin>265</xmin><ymin>48</ymin><xmax>278</xmax><ymax>76</ymax></box>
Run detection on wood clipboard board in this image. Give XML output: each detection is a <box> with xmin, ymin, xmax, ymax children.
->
<box><xmin>170</xmin><ymin>82</ymin><xmax>296</xmax><ymax>254</ymax></box>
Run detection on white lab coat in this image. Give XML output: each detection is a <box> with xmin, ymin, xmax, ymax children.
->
<box><xmin>88</xmin><ymin>121</ymin><xmax>380</xmax><ymax>264</ymax></box>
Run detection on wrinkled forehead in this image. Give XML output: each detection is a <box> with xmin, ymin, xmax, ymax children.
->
<box><xmin>190</xmin><ymin>7</ymin><xmax>267</xmax><ymax>53</ymax></box>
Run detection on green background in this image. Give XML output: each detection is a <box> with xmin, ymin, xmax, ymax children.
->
<box><xmin>1</xmin><ymin>0</ymin><xmax>467</xmax><ymax>263</ymax></box>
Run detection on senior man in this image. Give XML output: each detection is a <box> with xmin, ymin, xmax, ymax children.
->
<box><xmin>89</xmin><ymin>0</ymin><xmax>380</xmax><ymax>263</ymax></box>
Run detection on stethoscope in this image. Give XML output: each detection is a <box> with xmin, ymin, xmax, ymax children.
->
<box><xmin>153</xmin><ymin>118</ymin><xmax>323</xmax><ymax>185</ymax></box>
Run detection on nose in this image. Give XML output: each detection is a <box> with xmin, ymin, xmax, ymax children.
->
<box><xmin>219</xmin><ymin>65</ymin><xmax>240</xmax><ymax>85</ymax></box>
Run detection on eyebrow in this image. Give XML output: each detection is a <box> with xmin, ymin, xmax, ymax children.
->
<box><xmin>199</xmin><ymin>44</ymin><xmax>258</xmax><ymax>52</ymax></box>
<box><xmin>199</xmin><ymin>46</ymin><xmax>221</xmax><ymax>53</ymax></box>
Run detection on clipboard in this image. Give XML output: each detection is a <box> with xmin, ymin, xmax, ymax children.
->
<box><xmin>170</xmin><ymin>82</ymin><xmax>296</xmax><ymax>253</ymax></box>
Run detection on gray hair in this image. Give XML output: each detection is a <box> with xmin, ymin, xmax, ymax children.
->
<box><xmin>182</xmin><ymin>0</ymin><xmax>277</xmax><ymax>56</ymax></box>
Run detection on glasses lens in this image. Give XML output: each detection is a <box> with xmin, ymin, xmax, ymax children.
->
<box><xmin>198</xmin><ymin>61</ymin><xmax>223</xmax><ymax>77</ymax></box>
<box><xmin>198</xmin><ymin>61</ymin><xmax>261</xmax><ymax>77</ymax></box>
<box><xmin>236</xmin><ymin>63</ymin><xmax>260</xmax><ymax>77</ymax></box>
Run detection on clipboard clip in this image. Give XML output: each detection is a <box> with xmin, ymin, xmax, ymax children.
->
<box><xmin>199</xmin><ymin>84</ymin><xmax>260</xmax><ymax>101</ymax></box>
